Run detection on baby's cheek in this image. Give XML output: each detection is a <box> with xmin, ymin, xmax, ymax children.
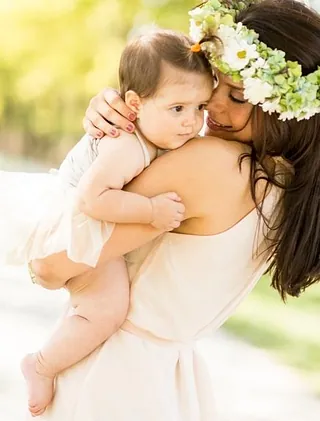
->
<box><xmin>197</xmin><ymin>115</ymin><xmax>205</xmax><ymax>132</ymax></box>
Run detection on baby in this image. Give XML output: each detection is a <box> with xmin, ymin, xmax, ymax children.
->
<box><xmin>3</xmin><ymin>29</ymin><xmax>213</xmax><ymax>416</ymax></box>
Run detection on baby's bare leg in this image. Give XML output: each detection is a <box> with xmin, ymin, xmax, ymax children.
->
<box><xmin>21</xmin><ymin>257</ymin><xmax>129</xmax><ymax>417</ymax></box>
<box><xmin>30</xmin><ymin>252</ymin><xmax>90</xmax><ymax>291</ymax></box>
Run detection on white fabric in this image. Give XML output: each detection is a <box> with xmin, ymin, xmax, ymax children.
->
<box><xmin>33</xmin><ymin>186</ymin><xmax>280</xmax><ymax>421</ymax></box>
<box><xmin>0</xmin><ymin>134</ymin><xmax>151</xmax><ymax>267</ymax></box>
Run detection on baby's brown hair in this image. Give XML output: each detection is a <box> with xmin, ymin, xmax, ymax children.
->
<box><xmin>119</xmin><ymin>29</ymin><xmax>212</xmax><ymax>99</ymax></box>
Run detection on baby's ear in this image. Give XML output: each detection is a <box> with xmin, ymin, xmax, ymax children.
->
<box><xmin>125</xmin><ymin>90</ymin><xmax>142</xmax><ymax>114</ymax></box>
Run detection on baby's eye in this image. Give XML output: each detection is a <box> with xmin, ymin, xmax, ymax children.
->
<box><xmin>171</xmin><ymin>105</ymin><xmax>184</xmax><ymax>113</ymax></box>
<box><xmin>198</xmin><ymin>104</ymin><xmax>207</xmax><ymax>111</ymax></box>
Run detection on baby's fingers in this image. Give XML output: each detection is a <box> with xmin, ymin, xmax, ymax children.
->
<box><xmin>164</xmin><ymin>192</ymin><xmax>182</xmax><ymax>202</ymax></box>
<box><xmin>167</xmin><ymin>220</ymin><xmax>181</xmax><ymax>231</ymax></box>
<box><xmin>175</xmin><ymin>202</ymin><xmax>185</xmax><ymax>215</ymax></box>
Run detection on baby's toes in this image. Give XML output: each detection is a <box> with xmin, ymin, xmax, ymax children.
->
<box><xmin>29</xmin><ymin>403</ymin><xmax>46</xmax><ymax>417</ymax></box>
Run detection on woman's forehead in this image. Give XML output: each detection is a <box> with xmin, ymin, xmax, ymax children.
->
<box><xmin>214</xmin><ymin>70</ymin><xmax>244</xmax><ymax>90</ymax></box>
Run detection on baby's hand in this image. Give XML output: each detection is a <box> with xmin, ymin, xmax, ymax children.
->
<box><xmin>150</xmin><ymin>192</ymin><xmax>185</xmax><ymax>231</ymax></box>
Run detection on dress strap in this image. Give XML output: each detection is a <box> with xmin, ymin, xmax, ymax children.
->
<box><xmin>135</xmin><ymin>130</ymin><xmax>151</xmax><ymax>168</ymax></box>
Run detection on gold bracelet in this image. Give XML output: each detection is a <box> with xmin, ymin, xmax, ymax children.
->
<box><xmin>28</xmin><ymin>262</ymin><xmax>37</xmax><ymax>284</ymax></box>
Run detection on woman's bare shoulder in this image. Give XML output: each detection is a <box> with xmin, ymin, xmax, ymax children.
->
<box><xmin>183</xmin><ymin>135</ymin><xmax>249</xmax><ymax>162</ymax></box>
<box><xmin>143</xmin><ymin>136</ymin><xmax>252</xmax><ymax>223</ymax></box>
<box><xmin>168</xmin><ymin>135</ymin><xmax>251</xmax><ymax>185</ymax></box>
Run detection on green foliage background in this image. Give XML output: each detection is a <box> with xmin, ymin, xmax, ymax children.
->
<box><xmin>0</xmin><ymin>0</ymin><xmax>196</xmax><ymax>163</ymax></box>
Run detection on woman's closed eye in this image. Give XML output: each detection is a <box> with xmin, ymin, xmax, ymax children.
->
<box><xmin>229</xmin><ymin>95</ymin><xmax>247</xmax><ymax>104</ymax></box>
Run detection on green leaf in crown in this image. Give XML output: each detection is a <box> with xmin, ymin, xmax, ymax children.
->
<box><xmin>188</xmin><ymin>0</ymin><xmax>320</xmax><ymax>122</ymax></box>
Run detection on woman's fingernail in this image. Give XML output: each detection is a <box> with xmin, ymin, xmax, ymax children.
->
<box><xmin>96</xmin><ymin>131</ymin><xmax>103</xmax><ymax>138</ymax></box>
<box><xmin>126</xmin><ymin>124</ymin><xmax>134</xmax><ymax>132</ymax></box>
<box><xmin>128</xmin><ymin>113</ymin><xmax>136</xmax><ymax>121</ymax></box>
<box><xmin>110</xmin><ymin>129</ymin><xmax>117</xmax><ymax>136</ymax></box>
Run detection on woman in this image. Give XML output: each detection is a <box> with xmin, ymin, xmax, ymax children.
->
<box><xmin>31</xmin><ymin>1</ymin><xmax>320</xmax><ymax>419</ymax></box>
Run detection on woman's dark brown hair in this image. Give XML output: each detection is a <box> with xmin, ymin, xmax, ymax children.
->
<box><xmin>236</xmin><ymin>0</ymin><xmax>320</xmax><ymax>299</ymax></box>
<box><xmin>119</xmin><ymin>29</ymin><xmax>213</xmax><ymax>99</ymax></box>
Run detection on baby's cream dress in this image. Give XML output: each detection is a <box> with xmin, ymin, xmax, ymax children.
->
<box><xmin>0</xmin><ymin>134</ymin><xmax>151</xmax><ymax>267</ymax></box>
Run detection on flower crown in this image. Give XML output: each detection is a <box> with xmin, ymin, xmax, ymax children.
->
<box><xmin>189</xmin><ymin>0</ymin><xmax>320</xmax><ymax>121</ymax></box>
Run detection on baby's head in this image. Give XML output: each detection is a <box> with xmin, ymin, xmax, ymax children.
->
<box><xmin>119</xmin><ymin>29</ymin><xmax>213</xmax><ymax>150</ymax></box>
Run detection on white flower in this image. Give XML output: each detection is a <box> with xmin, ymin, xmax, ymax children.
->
<box><xmin>260</xmin><ymin>97</ymin><xmax>281</xmax><ymax>114</ymax></box>
<box><xmin>224</xmin><ymin>39</ymin><xmax>259</xmax><ymax>70</ymax></box>
<box><xmin>252</xmin><ymin>57</ymin><xmax>269</xmax><ymax>70</ymax></box>
<box><xmin>187</xmin><ymin>1</ymin><xmax>320</xmax><ymax>123</ymax></box>
<box><xmin>217</xmin><ymin>24</ymin><xmax>237</xmax><ymax>42</ymax></box>
<box><xmin>201</xmin><ymin>42</ymin><xmax>217</xmax><ymax>55</ymax></box>
<box><xmin>243</xmin><ymin>77</ymin><xmax>273</xmax><ymax>105</ymax></box>
<box><xmin>189</xmin><ymin>7</ymin><xmax>212</xmax><ymax>22</ymax></box>
<box><xmin>189</xmin><ymin>5</ymin><xmax>217</xmax><ymax>41</ymax></box>
<box><xmin>240</xmin><ymin>67</ymin><xmax>256</xmax><ymax>79</ymax></box>
<box><xmin>297</xmin><ymin>107</ymin><xmax>320</xmax><ymax>121</ymax></box>
<box><xmin>218</xmin><ymin>25</ymin><xmax>259</xmax><ymax>71</ymax></box>
<box><xmin>189</xmin><ymin>19</ymin><xmax>204</xmax><ymax>42</ymax></box>
<box><xmin>234</xmin><ymin>22</ymin><xmax>245</xmax><ymax>35</ymax></box>
<box><xmin>278</xmin><ymin>111</ymin><xmax>297</xmax><ymax>121</ymax></box>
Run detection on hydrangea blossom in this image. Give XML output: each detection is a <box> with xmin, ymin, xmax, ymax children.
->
<box><xmin>189</xmin><ymin>0</ymin><xmax>320</xmax><ymax>122</ymax></box>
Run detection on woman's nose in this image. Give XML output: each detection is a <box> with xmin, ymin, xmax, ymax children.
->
<box><xmin>207</xmin><ymin>90</ymin><xmax>228</xmax><ymax>114</ymax></box>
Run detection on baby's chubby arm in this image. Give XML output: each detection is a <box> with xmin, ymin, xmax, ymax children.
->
<box><xmin>76</xmin><ymin>134</ymin><xmax>185</xmax><ymax>230</ymax></box>
<box><xmin>76</xmin><ymin>134</ymin><xmax>150</xmax><ymax>222</ymax></box>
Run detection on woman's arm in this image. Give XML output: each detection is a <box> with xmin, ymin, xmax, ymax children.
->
<box><xmin>32</xmin><ymin>136</ymin><xmax>245</xmax><ymax>283</ymax></box>
<box><xmin>91</xmin><ymin>138</ymin><xmax>226</xmax><ymax>257</ymax></box>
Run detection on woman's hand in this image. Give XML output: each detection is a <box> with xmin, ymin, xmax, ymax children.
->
<box><xmin>83</xmin><ymin>88</ymin><xmax>137</xmax><ymax>138</ymax></box>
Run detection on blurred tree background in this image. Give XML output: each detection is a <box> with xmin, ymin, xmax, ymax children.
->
<box><xmin>0</xmin><ymin>0</ymin><xmax>196</xmax><ymax>164</ymax></box>
<box><xmin>1</xmin><ymin>0</ymin><xmax>319</xmax><ymax>162</ymax></box>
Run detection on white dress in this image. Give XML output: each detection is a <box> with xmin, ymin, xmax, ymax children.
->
<box><xmin>0</xmin><ymin>134</ymin><xmax>151</xmax><ymax>267</ymax></box>
<box><xmin>33</xmin><ymin>186</ymin><xmax>280</xmax><ymax>421</ymax></box>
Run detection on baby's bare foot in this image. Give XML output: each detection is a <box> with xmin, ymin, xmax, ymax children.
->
<box><xmin>21</xmin><ymin>353</ymin><xmax>55</xmax><ymax>417</ymax></box>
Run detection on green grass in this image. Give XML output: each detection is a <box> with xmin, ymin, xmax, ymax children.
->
<box><xmin>225</xmin><ymin>276</ymin><xmax>320</xmax><ymax>395</ymax></box>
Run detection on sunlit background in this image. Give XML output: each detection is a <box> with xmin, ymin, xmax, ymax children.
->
<box><xmin>0</xmin><ymin>1</ymin><xmax>319</xmax><ymax>420</ymax></box>
<box><xmin>0</xmin><ymin>0</ymin><xmax>198</xmax><ymax>163</ymax></box>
